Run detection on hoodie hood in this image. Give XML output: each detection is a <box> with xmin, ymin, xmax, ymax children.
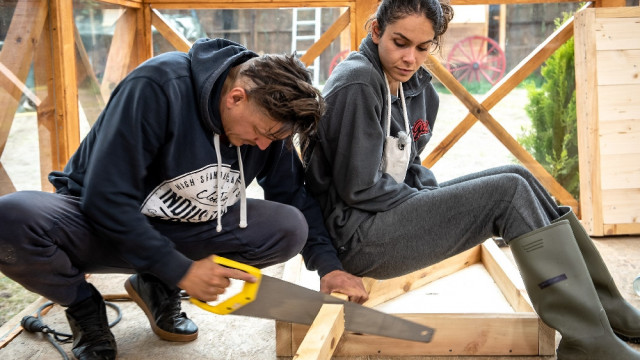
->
<box><xmin>189</xmin><ymin>38</ymin><xmax>258</xmax><ymax>135</ymax></box>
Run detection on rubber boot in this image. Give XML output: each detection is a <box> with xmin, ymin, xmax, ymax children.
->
<box><xmin>554</xmin><ymin>207</ymin><xmax>640</xmax><ymax>343</ymax></box>
<box><xmin>510</xmin><ymin>221</ymin><xmax>640</xmax><ymax>360</ymax></box>
<box><xmin>65</xmin><ymin>283</ymin><xmax>117</xmax><ymax>360</ymax></box>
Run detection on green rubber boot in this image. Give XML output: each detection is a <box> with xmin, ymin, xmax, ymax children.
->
<box><xmin>510</xmin><ymin>221</ymin><xmax>640</xmax><ymax>360</ymax></box>
<box><xmin>555</xmin><ymin>207</ymin><xmax>640</xmax><ymax>343</ymax></box>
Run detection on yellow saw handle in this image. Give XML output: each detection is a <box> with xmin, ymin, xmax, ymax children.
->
<box><xmin>189</xmin><ymin>256</ymin><xmax>262</xmax><ymax>315</ymax></box>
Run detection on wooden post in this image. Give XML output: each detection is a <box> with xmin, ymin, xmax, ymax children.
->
<box><xmin>49</xmin><ymin>0</ymin><xmax>81</xmax><ymax>170</ymax></box>
<box><xmin>34</xmin><ymin>14</ymin><xmax>57</xmax><ymax>192</ymax></box>
<box><xmin>0</xmin><ymin>0</ymin><xmax>48</xmax><ymax>194</ymax></box>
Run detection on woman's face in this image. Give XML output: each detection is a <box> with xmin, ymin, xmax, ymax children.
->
<box><xmin>372</xmin><ymin>14</ymin><xmax>436</xmax><ymax>85</ymax></box>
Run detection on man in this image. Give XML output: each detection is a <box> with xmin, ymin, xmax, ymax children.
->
<box><xmin>0</xmin><ymin>38</ymin><xmax>365</xmax><ymax>360</ymax></box>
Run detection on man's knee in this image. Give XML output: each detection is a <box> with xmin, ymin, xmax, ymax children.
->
<box><xmin>273</xmin><ymin>205</ymin><xmax>307</xmax><ymax>258</ymax></box>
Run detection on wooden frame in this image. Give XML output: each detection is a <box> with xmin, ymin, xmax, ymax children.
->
<box><xmin>276</xmin><ymin>240</ymin><xmax>555</xmax><ymax>358</ymax></box>
<box><xmin>574</xmin><ymin>6</ymin><xmax>640</xmax><ymax>236</ymax></box>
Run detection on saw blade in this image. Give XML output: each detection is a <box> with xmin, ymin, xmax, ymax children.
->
<box><xmin>232</xmin><ymin>275</ymin><xmax>434</xmax><ymax>343</ymax></box>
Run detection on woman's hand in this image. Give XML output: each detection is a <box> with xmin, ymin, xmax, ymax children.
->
<box><xmin>320</xmin><ymin>270</ymin><xmax>369</xmax><ymax>304</ymax></box>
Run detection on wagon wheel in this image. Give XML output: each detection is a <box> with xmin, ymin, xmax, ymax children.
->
<box><xmin>329</xmin><ymin>49</ymin><xmax>350</xmax><ymax>75</ymax></box>
<box><xmin>446</xmin><ymin>35</ymin><xmax>506</xmax><ymax>85</ymax></box>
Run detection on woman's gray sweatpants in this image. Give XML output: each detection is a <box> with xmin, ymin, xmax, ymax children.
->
<box><xmin>0</xmin><ymin>191</ymin><xmax>307</xmax><ymax>306</ymax></box>
<box><xmin>339</xmin><ymin>165</ymin><xmax>564</xmax><ymax>279</ymax></box>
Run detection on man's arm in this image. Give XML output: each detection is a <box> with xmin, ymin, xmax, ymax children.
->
<box><xmin>257</xmin><ymin>143</ymin><xmax>368</xmax><ymax>302</ymax></box>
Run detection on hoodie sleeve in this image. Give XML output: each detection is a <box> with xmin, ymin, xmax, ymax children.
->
<box><xmin>79</xmin><ymin>76</ymin><xmax>192</xmax><ymax>287</ymax></box>
<box><xmin>319</xmin><ymin>80</ymin><xmax>419</xmax><ymax>212</ymax></box>
<box><xmin>257</xmin><ymin>143</ymin><xmax>343</xmax><ymax>277</ymax></box>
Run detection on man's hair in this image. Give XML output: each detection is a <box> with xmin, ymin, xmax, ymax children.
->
<box><xmin>239</xmin><ymin>54</ymin><xmax>325</xmax><ymax>153</ymax></box>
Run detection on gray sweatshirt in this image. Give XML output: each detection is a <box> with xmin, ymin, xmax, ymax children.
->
<box><xmin>304</xmin><ymin>35</ymin><xmax>440</xmax><ymax>245</ymax></box>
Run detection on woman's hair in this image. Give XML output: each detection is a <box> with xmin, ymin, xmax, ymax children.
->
<box><xmin>233</xmin><ymin>54</ymin><xmax>325</xmax><ymax>152</ymax></box>
<box><xmin>366</xmin><ymin>0</ymin><xmax>454</xmax><ymax>53</ymax></box>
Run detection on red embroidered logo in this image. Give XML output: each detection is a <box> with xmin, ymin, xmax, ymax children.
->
<box><xmin>412</xmin><ymin>119</ymin><xmax>431</xmax><ymax>142</ymax></box>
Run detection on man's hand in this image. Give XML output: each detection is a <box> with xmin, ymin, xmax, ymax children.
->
<box><xmin>178</xmin><ymin>255</ymin><xmax>257</xmax><ymax>301</ymax></box>
<box><xmin>320</xmin><ymin>270</ymin><xmax>369</xmax><ymax>304</ymax></box>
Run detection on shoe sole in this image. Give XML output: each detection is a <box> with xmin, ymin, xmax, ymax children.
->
<box><xmin>124</xmin><ymin>278</ymin><xmax>198</xmax><ymax>342</ymax></box>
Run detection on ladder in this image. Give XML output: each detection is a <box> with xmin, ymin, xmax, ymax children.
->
<box><xmin>291</xmin><ymin>8</ymin><xmax>321</xmax><ymax>85</ymax></box>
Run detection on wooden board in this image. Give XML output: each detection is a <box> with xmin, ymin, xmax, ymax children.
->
<box><xmin>575</xmin><ymin>6</ymin><xmax>640</xmax><ymax>236</ymax></box>
<box><xmin>275</xmin><ymin>240</ymin><xmax>554</xmax><ymax>358</ymax></box>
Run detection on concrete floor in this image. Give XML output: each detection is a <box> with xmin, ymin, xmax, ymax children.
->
<box><xmin>0</xmin><ymin>235</ymin><xmax>639</xmax><ymax>359</ymax></box>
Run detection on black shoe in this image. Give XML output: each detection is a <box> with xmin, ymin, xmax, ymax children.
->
<box><xmin>124</xmin><ymin>273</ymin><xmax>198</xmax><ymax>342</ymax></box>
<box><xmin>65</xmin><ymin>284</ymin><xmax>117</xmax><ymax>360</ymax></box>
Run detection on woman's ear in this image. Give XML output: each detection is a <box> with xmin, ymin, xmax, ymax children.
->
<box><xmin>371</xmin><ymin>20</ymin><xmax>382</xmax><ymax>44</ymax></box>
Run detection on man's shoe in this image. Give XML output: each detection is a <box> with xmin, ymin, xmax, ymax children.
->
<box><xmin>65</xmin><ymin>283</ymin><xmax>117</xmax><ymax>360</ymax></box>
<box><xmin>125</xmin><ymin>273</ymin><xmax>198</xmax><ymax>342</ymax></box>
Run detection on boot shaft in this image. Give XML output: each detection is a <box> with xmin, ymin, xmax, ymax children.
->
<box><xmin>510</xmin><ymin>220</ymin><xmax>604</xmax><ymax>338</ymax></box>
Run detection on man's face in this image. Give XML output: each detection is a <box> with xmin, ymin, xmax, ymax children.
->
<box><xmin>220</xmin><ymin>87</ymin><xmax>290</xmax><ymax>150</ymax></box>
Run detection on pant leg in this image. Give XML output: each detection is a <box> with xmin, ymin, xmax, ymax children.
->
<box><xmin>150</xmin><ymin>198</ymin><xmax>308</xmax><ymax>269</ymax></box>
<box><xmin>0</xmin><ymin>192</ymin><xmax>306</xmax><ymax>305</ymax></box>
<box><xmin>0</xmin><ymin>191</ymin><xmax>131</xmax><ymax>306</ymax></box>
<box><xmin>440</xmin><ymin>165</ymin><xmax>562</xmax><ymax>221</ymax></box>
<box><xmin>340</xmin><ymin>170</ymin><xmax>551</xmax><ymax>279</ymax></box>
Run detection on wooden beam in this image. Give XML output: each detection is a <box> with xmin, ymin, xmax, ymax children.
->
<box><xmin>353</xmin><ymin>0</ymin><xmax>377</xmax><ymax>47</ymax></box>
<box><xmin>423</xmin><ymin>4</ymin><xmax>584</xmax><ymax>170</ymax></box>
<box><xmin>0</xmin><ymin>0</ymin><xmax>48</xmax><ymax>157</ymax></box>
<box><xmin>95</xmin><ymin>0</ymin><xmax>143</xmax><ymax>7</ymax></box>
<box><xmin>575</xmin><ymin>7</ymin><xmax>602</xmax><ymax>235</ymax></box>
<box><xmin>292</xmin><ymin>304</ymin><xmax>345</xmax><ymax>360</ymax></box>
<box><xmin>50</xmin><ymin>0</ymin><xmax>81</xmax><ymax>167</ymax></box>
<box><xmin>0</xmin><ymin>297</ymin><xmax>50</xmax><ymax>349</ymax></box>
<box><xmin>423</xmin><ymin>8</ymin><xmax>587</xmax><ymax>212</ymax></box>
<box><xmin>151</xmin><ymin>9</ymin><xmax>192</xmax><ymax>52</ymax></box>
<box><xmin>0</xmin><ymin>162</ymin><xmax>16</xmax><ymax>196</ymax></box>
<box><xmin>480</xmin><ymin>240</ymin><xmax>532</xmax><ymax>312</ymax></box>
<box><xmin>148</xmin><ymin>1</ymin><xmax>357</xmax><ymax>9</ymax></box>
<box><xmin>101</xmin><ymin>9</ymin><xmax>137</xmax><ymax>101</ymax></box>
<box><xmin>0</xmin><ymin>63</ymin><xmax>41</xmax><ymax>107</ymax></box>
<box><xmin>34</xmin><ymin>14</ymin><xmax>58</xmax><ymax>191</ymax></box>
<box><xmin>132</xmin><ymin>5</ymin><xmax>153</xmax><ymax>68</ymax></box>
<box><xmin>73</xmin><ymin>22</ymin><xmax>106</xmax><ymax>127</ymax></box>
<box><xmin>290</xmin><ymin>313</ymin><xmax>545</xmax><ymax>356</ymax></box>
<box><xmin>362</xmin><ymin>245</ymin><xmax>481</xmax><ymax>308</ymax></box>
<box><xmin>299</xmin><ymin>9</ymin><xmax>350</xmax><ymax>66</ymax></box>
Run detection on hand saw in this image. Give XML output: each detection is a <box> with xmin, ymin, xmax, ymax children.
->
<box><xmin>190</xmin><ymin>256</ymin><xmax>434</xmax><ymax>343</ymax></box>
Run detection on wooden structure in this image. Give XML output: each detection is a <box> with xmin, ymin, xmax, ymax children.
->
<box><xmin>277</xmin><ymin>240</ymin><xmax>555</xmax><ymax>358</ymax></box>
<box><xmin>574</xmin><ymin>6</ymin><xmax>640</xmax><ymax>236</ymax></box>
<box><xmin>0</xmin><ymin>0</ymin><xmax>628</xmax><ymax>215</ymax></box>
<box><xmin>0</xmin><ymin>0</ymin><xmax>634</xmax><ymax>356</ymax></box>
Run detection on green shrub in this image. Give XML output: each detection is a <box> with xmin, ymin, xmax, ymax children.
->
<box><xmin>519</xmin><ymin>13</ymin><xmax>579</xmax><ymax>200</ymax></box>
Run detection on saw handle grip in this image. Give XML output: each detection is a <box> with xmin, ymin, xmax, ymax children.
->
<box><xmin>189</xmin><ymin>256</ymin><xmax>262</xmax><ymax>315</ymax></box>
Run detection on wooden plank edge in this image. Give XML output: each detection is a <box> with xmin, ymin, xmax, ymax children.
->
<box><xmin>603</xmin><ymin>223</ymin><xmax>640</xmax><ymax>235</ymax></box>
<box><xmin>363</xmin><ymin>244</ymin><xmax>482</xmax><ymax>308</ymax></box>
<box><xmin>292</xmin><ymin>304</ymin><xmax>345</xmax><ymax>360</ymax></box>
<box><xmin>480</xmin><ymin>239</ymin><xmax>533</xmax><ymax>312</ymax></box>
<box><xmin>0</xmin><ymin>296</ymin><xmax>51</xmax><ymax>349</ymax></box>
<box><xmin>287</xmin><ymin>312</ymin><xmax>544</xmax><ymax>357</ymax></box>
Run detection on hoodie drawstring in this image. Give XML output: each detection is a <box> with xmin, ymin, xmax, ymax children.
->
<box><xmin>236</xmin><ymin>147</ymin><xmax>248</xmax><ymax>228</ymax></box>
<box><xmin>213</xmin><ymin>133</ymin><xmax>247</xmax><ymax>232</ymax></box>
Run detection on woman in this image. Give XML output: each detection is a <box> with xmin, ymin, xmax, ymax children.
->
<box><xmin>303</xmin><ymin>0</ymin><xmax>640</xmax><ymax>358</ymax></box>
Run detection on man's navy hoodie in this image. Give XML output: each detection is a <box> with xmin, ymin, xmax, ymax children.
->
<box><xmin>48</xmin><ymin>38</ymin><xmax>341</xmax><ymax>286</ymax></box>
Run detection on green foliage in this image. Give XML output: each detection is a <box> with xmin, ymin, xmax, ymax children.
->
<box><xmin>519</xmin><ymin>13</ymin><xmax>580</xmax><ymax>200</ymax></box>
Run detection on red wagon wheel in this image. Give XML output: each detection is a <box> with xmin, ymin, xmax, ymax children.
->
<box><xmin>446</xmin><ymin>35</ymin><xmax>506</xmax><ymax>85</ymax></box>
